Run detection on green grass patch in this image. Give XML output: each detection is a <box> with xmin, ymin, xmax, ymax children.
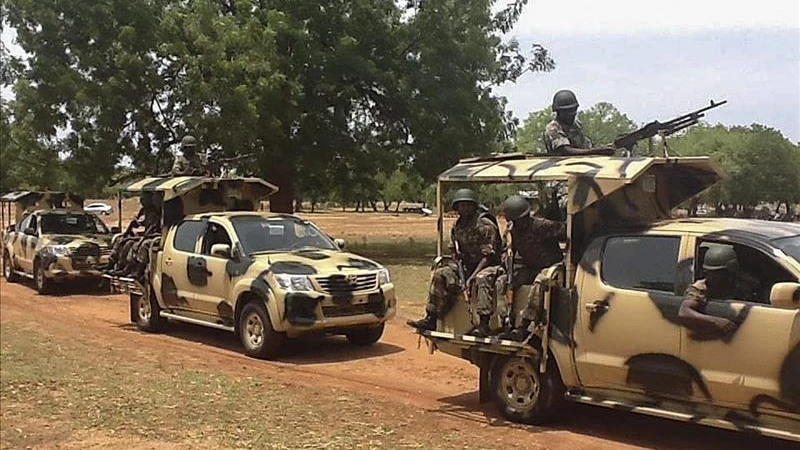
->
<box><xmin>349</xmin><ymin>239</ymin><xmax>437</xmax><ymax>265</ymax></box>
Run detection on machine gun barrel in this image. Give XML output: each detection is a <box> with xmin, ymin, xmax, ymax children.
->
<box><xmin>613</xmin><ymin>100</ymin><xmax>727</xmax><ymax>151</ymax></box>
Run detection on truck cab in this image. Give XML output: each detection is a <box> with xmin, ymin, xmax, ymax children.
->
<box><xmin>415</xmin><ymin>154</ymin><xmax>800</xmax><ymax>442</ymax></box>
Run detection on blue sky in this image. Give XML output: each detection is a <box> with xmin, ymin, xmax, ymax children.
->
<box><xmin>495</xmin><ymin>0</ymin><xmax>800</xmax><ymax>142</ymax></box>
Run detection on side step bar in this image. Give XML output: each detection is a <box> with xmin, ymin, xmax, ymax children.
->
<box><xmin>12</xmin><ymin>270</ymin><xmax>33</xmax><ymax>279</ymax></box>
<box><xmin>159</xmin><ymin>312</ymin><xmax>235</xmax><ymax>333</ymax></box>
<box><xmin>565</xmin><ymin>393</ymin><xmax>800</xmax><ymax>443</ymax></box>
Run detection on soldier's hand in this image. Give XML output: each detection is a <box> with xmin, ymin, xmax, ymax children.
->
<box><xmin>594</xmin><ymin>145</ymin><xmax>616</xmax><ymax>156</ymax></box>
<box><xmin>713</xmin><ymin>317</ymin><xmax>738</xmax><ymax>334</ymax></box>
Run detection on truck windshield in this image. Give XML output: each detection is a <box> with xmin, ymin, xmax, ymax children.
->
<box><xmin>40</xmin><ymin>213</ymin><xmax>109</xmax><ymax>235</ymax></box>
<box><xmin>774</xmin><ymin>235</ymin><xmax>800</xmax><ymax>262</ymax></box>
<box><xmin>231</xmin><ymin>216</ymin><xmax>338</xmax><ymax>254</ymax></box>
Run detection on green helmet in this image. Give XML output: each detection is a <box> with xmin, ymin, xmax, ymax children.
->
<box><xmin>450</xmin><ymin>188</ymin><xmax>477</xmax><ymax>209</ymax></box>
<box><xmin>181</xmin><ymin>135</ymin><xmax>198</xmax><ymax>148</ymax></box>
<box><xmin>552</xmin><ymin>89</ymin><xmax>579</xmax><ymax>111</ymax></box>
<box><xmin>702</xmin><ymin>245</ymin><xmax>738</xmax><ymax>272</ymax></box>
<box><xmin>501</xmin><ymin>195</ymin><xmax>532</xmax><ymax>221</ymax></box>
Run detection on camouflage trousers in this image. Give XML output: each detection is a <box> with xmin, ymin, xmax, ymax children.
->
<box><xmin>493</xmin><ymin>265</ymin><xmax>541</xmax><ymax>322</ymax></box>
<box><xmin>426</xmin><ymin>263</ymin><xmax>501</xmax><ymax>318</ymax></box>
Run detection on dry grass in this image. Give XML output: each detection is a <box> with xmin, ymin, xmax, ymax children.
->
<box><xmin>0</xmin><ymin>321</ymin><xmax>473</xmax><ymax>450</ymax></box>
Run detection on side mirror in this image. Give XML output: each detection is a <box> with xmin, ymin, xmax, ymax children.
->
<box><xmin>110</xmin><ymin>226</ymin><xmax>121</xmax><ymax>234</ymax></box>
<box><xmin>210</xmin><ymin>243</ymin><xmax>232</xmax><ymax>259</ymax></box>
<box><xmin>24</xmin><ymin>227</ymin><xmax>37</xmax><ymax>236</ymax></box>
<box><xmin>334</xmin><ymin>238</ymin><xmax>346</xmax><ymax>250</ymax></box>
<box><xmin>769</xmin><ymin>282</ymin><xmax>800</xmax><ymax>309</ymax></box>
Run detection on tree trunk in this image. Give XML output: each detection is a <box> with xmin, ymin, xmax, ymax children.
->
<box><xmin>395</xmin><ymin>201</ymin><xmax>401</xmax><ymax>213</ymax></box>
<box><xmin>294</xmin><ymin>197</ymin><xmax>303</xmax><ymax>213</ymax></box>
<box><xmin>369</xmin><ymin>201</ymin><xmax>377</xmax><ymax>212</ymax></box>
<box><xmin>265</xmin><ymin>162</ymin><xmax>294</xmax><ymax>213</ymax></box>
<box><xmin>382</xmin><ymin>200</ymin><xmax>390</xmax><ymax>211</ymax></box>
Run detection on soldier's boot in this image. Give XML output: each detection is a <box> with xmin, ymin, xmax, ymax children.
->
<box><xmin>505</xmin><ymin>318</ymin><xmax>532</xmax><ymax>342</ymax></box>
<box><xmin>469</xmin><ymin>315</ymin><xmax>491</xmax><ymax>338</ymax></box>
<box><xmin>407</xmin><ymin>311</ymin><xmax>438</xmax><ymax>331</ymax></box>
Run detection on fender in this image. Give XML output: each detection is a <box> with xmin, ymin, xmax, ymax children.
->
<box><xmin>231</xmin><ymin>274</ymin><xmax>285</xmax><ymax>332</ymax></box>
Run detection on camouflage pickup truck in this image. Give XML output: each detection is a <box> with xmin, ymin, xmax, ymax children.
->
<box><xmin>414</xmin><ymin>154</ymin><xmax>800</xmax><ymax>442</ymax></box>
<box><xmin>2</xmin><ymin>191</ymin><xmax>117</xmax><ymax>293</ymax></box>
<box><xmin>108</xmin><ymin>176</ymin><xmax>396</xmax><ymax>359</ymax></box>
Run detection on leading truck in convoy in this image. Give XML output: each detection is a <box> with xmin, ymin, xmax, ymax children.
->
<box><xmin>413</xmin><ymin>153</ymin><xmax>800</xmax><ymax>442</ymax></box>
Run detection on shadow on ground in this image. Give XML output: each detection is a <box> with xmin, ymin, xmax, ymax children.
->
<box><xmin>436</xmin><ymin>390</ymin><xmax>798</xmax><ymax>450</ymax></box>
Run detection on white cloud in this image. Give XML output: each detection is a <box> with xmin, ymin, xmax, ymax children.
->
<box><xmin>510</xmin><ymin>0</ymin><xmax>799</xmax><ymax>35</ymax></box>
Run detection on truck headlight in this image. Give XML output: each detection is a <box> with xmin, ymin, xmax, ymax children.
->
<box><xmin>378</xmin><ymin>268</ymin><xmax>390</xmax><ymax>286</ymax></box>
<box><xmin>49</xmin><ymin>245</ymin><xmax>71</xmax><ymax>256</ymax></box>
<box><xmin>274</xmin><ymin>274</ymin><xmax>314</xmax><ymax>292</ymax></box>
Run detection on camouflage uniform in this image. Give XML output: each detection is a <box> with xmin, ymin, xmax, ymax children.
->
<box><xmin>683</xmin><ymin>275</ymin><xmax>761</xmax><ymax>306</ymax></box>
<box><xmin>426</xmin><ymin>213</ymin><xmax>500</xmax><ymax>319</ymax></box>
<box><xmin>501</xmin><ymin>214</ymin><xmax>566</xmax><ymax>321</ymax></box>
<box><xmin>171</xmin><ymin>153</ymin><xmax>205</xmax><ymax>176</ymax></box>
<box><xmin>543</xmin><ymin>119</ymin><xmax>591</xmax><ymax>155</ymax></box>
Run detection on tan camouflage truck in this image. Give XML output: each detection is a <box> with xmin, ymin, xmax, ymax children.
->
<box><xmin>1</xmin><ymin>191</ymin><xmax>118</xmax><ymax>293</ymax></box>
<box><xmin>107</xmin><ymin>176</ymin><xmax>396</xmax><ymax>359</ymax></box>
<box><xmin>413</xmin><ymin>154</ymin><xmax>800</xmax><ymax>442</ymax></box>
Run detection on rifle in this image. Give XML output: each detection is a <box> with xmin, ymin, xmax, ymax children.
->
<box><xmin>613</xmin><ymin>100</ymin><xmax>727</xmax><ymax>155</ymax></box>
<box><xmin>453</xmin><ymin>241</ymin><xmax>474</xmax><ymax>323</ymax></box>
<box><xmin>502</xmin><ymin>221</ymin><xmax>515</xmax><ymax>332</ymax></box>
<box><xmin>206</xmin><ymin>153</ymin><xmax>256</xmax><ymax>177</ymax></box>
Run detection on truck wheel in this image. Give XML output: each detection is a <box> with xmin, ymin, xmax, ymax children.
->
<box><xmin>3</xmin><ymin>251</ymin><xmax>19</xmax><ymax>282</ymax></box>
<box><xmin>492</xmin><ymin>355</ymin><xmax>564</xmax><ymax>424</ymax></box>
<box><xmin>34</xmin><ymin>260</ymin><xmax>53</xmax><ymax>294</ymax></box>
<box><xmin>345</xmin><ymin>323</ymin><xmax>385</xmax><ymax>346</ymax></box>
<box><xmin>239</xmin><ymin>302</ymin><xmax>285</xmax><ymax>359</ymax></box>
<box><xmin>133</xmin><ymin>288</ymin><xmax>165</xmax><ymax>332</ymax></box>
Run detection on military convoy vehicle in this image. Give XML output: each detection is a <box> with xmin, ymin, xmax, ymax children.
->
<box><xmin>2</xmin><ymin>191</ymin><xmax>118</xmax><ymax>293</ymax></box>
<box><xmin>414</xmin><ymin>154</ymin><xmax>800</xmax><ymax>442</ymax></box>
<box><xmin>106</xmin><ymin>176</ymin><xmax>396</xmax><ymax>359</ymax></box>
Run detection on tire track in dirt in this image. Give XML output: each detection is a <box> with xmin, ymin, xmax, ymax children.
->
<box><xmin>1</xmin><ymin>280</ymin><xmax>795</xmax><ymax>450</ymax></box>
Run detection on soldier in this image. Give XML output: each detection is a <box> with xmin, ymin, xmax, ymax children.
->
<box><xmin>678</xmin><ymin>245</ymin><xmax>760</xmax><ymax>336</ymax></box>
<box><xmin>128</xmin><ymin>192</ymin><xmax>163</xmax><ymax>279</ymax></box>
<box><xmin>543</xmin><ymin>90</ymin><xmax>615</xmax><ymax>156</ymax></box>
<box><xmin>407</xmin><ymin>189</ymin><xmax>501</xmax><ymax>336</ymax></box>
<box><xmin>171</xmin><ymin>135</ymin><xmax>206</xmax><ymax>176</ymax></box>
<box><xmin>497</xmin><ymin>194</ymin><xmax>566</xmax><ymax>340</ymax></box>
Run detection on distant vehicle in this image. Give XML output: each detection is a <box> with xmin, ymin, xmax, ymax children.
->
<box><xmin>84</xmin><ymin>202</ymin><xmax>112</xmax><ymax>215</ymax></box>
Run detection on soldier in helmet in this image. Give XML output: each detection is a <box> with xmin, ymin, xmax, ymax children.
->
<box><xmin>171</xmin><ymin>135</ymin><xmax>207</xmax><ymax>176</ymax></box>
<box><xmin>407</xmin><ymin>188</ymin><xmax>501</xmax><ymax>336</ymax></box>
<box><xmin>544</xmin><ymin>90</ymin><xmax>615</xmax><ymax>156</ymax></box>
<box><xmin>494</xmin><ymin>194</ymin><xmax>567</xmax><ymax>340</ymax></box>
<box><xmin>678</xmin><ymin>244</ymin><xmax>760</xmax><ymax>337</ymax></box>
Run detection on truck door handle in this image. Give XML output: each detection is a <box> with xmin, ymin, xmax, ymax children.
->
<box><xmin>164</xmin><ymin>257</ymin><xmax>173</xmax><ymax>266</ymax></box>
<box><xmin>585</xmin><ymin>302</ymin><xmax>609</xmax><ymax>312</ymax></box>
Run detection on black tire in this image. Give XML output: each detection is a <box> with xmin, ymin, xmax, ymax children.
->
<box><xmin>491</xmin><ymin>355</ymin><xmax>565</xmax><ymax>424</ymax></box>
<box><xmin>133</xmin><ymin>288</ymin><xmax>165</xmax><ymax>332</ymax></box>
<box><xmin>239</xmin><ymin>302</ymin><xmax>285</xmax><ymax>359</ymax></box>
<box><xmin>33</xmin><ymin>259</ymin><xmax>53</xmax><ymax>294</ymax></box>
<box><xmin>345</xmin><ymin>323</ymin><xmax>385</xmax><ymax>346</ymax></box>
<box><xmin>3</xmin><ymin>251</ymin><xmax>20</xmax><ymax>283</ymax></box>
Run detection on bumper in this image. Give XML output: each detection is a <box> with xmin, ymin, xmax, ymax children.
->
<box><xmin>281</xmin><ymin>285</ymin><xmax>397</xmax><ymax>334</ymax></box>
<box><xmin>43</xmin><ymin>255</ymin><xmax>109</xmax><ymax>279</ymax></box>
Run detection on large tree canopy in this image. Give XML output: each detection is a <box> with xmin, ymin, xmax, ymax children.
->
<box><xmin>1</xmin><ymin>0</ymin><xmax>553</xmax><ymax>211</ymax></box>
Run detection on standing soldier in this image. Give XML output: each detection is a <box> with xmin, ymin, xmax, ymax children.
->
<box><xmin>407</xmin><ymin>189</ymin><xmax>501</xmax><ymax>337</ymax></box>
<box><xmin>497</xmin><ymin>194</ymin><xmax>566</xmax><ymax>340</ymax></box>
<box><xmin>543</xmin><ymin>90</ymin><xmax>615</xmax><ymax>156</ymax></box>
<box><xmin>171</xmin><ymin>135</ymin><xmax>206</xmax><ymax>176</ymax></box>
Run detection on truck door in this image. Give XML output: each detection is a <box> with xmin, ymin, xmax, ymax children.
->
<box><xmin>192</xmin><ymin>221</ymin><xmax>235</xmax><ymax>320</ymax></box>
<box><xmin>680</xmin><ymin>238</ymin><xmax>799</xmax><ymax>414</ymax></box>
<box><xmin>574</xmin><ymin>234</ymin><xmax>688</xmax><ymax>394</ymax></box>
<box><xmin>160</xmin><ymin>219</ymin><xmax>206</xmax><ymax>311</ymax></box>
<box><xmin>18</xmin><ymin>213</ymin><xmax>38</xmax><ymax>272</ymax></box>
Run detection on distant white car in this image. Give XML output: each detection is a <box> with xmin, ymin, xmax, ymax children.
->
<box><xmin>84</xmin><ymin>202</ymin><xmax>112</xmax><ymax>215</ymax></box>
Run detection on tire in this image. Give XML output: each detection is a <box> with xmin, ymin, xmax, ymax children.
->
<box><xmin>345</xmin><ymin>323</ymin><xmax>385</xmax><ymax>346</ymax></box>
<box><xmin>492</xmin><ymin>355</ymin><xmax>565</xmax><ymax>424</ymax></box>
<box><xmin>34</xmin><ymin>259</ymin><xmax>53</xmax><ymax>294</ymax></box>
<box><xmin>133</xmin><ymin>288</ymin><xmax>165</xmax><ymax>332</ymax></box>
<box><xmin>3</xmin><ymin>251</ymin><xmax>19</xmax><ymax>283</ymax></box>
<box><xmin>239</xmin><ymin>302</ymin><xmax>285</xmax><ymax>359</ymax></box>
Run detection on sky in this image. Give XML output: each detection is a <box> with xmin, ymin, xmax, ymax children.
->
<box><xmin>495</xmin><ymin>0</ymin><xmax>800</xmax><ymax>142</ymax></box>
<box><xmin>2</xmin><ymin>0</ymin><xmax>799</xmax><ymax>142</ymax></box>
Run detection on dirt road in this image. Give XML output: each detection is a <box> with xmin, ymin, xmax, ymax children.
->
<box><xmin>0</xmin><ymin>279</ymin><xmax>792</xmax><ymax>450</ymax></box>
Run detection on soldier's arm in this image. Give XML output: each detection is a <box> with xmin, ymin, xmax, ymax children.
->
<box><xmin>467</xmin><ymin>218</ymin><xmax>499</xmax><ymax>280</ymax></box>
<box><xmin>678</xmin><ymin>283</ymin><xmax>737</xmax><ymax>333</ymax></box>
<box><xmin>546</xmin><ymin>123</ymin><xmax>614</xmax><ymax>156</ymax></box>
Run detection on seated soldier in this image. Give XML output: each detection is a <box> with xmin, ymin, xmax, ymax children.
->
<box><xmin>495</xmin><ymin>195</ymin><xmax>566</xmax><ymax>341</ymax></box>
<box><xmin>678</xmin><ymin>245</ymin><xmax>760</xmax><ymax>337</ymax></box>
<box><xmin>407</xmin><ymin>189</ymin><xmax>502</xmax><ymax>337</ymax></box>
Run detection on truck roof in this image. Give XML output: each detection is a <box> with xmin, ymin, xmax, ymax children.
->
<box><xmin>645</xmin><ymin>218</ymin><xmax>800</xmax><ymax>241</ymax></box>
<box><xmin>122</xmin><ymin>176</ymin><xmax>278</xmax><ymax>201</ymax></box>
<box><xmin>183</xmin><ymin>211</ymin><xmax>300</xmax><ymax>221</ymax></box>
